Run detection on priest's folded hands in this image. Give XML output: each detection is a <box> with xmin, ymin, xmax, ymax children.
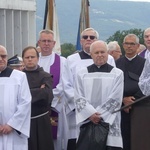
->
<box><xmin>89</xmin><ymin>112</ymin><xmax>101</xmax><ymax>124</ymax></box>
<box><xmin>0</xmin><ymin>124</ymin><xmax>13</xmax><ymax>135</ymax></box>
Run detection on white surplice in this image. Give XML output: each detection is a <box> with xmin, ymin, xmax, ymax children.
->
<box><xmin>139</xmin><ymin>53</ymin><xmax>150</xmax><ymax>95</ymax></box>
<box><xmin>74</xmin><ymin>67</ymin><xmax>123</xmax><ymax>148</ymax></box>
<box><xmin>0</xmin><ymin>70</ymin><xmax>31</xmax><ymax>150</ymax></box>
<box><xmin>62</xmin><ymin>52</ymin><xmax>116</xmax><ymax>139</ymax></box>
<box><xmin>38</xmin><ymin>52</ymin><xmax>69</xmax><ymax>150</ymax></box>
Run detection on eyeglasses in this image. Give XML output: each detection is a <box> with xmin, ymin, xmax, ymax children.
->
<box><xmin>40</xmin><ymin>40</ymin><xmax>54</xmax><ymax>43</ymax></box>
<box><xmin>82</xmin><ymin>35</ymin><xmax>96</xmax><ymax>40</ymax></box>
<box><xmin>0</xmin><ymin>54</ymin><xmax>7</xmax><ymax>59</ymax></box>
<box><xmin>123</xmin><ymin>42</ymin><xmax>137</xmax><ymax>46</ymax></box>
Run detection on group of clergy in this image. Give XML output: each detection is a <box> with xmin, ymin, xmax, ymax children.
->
<box><xmin>1</xmin><ymin>27</ymin><xmax>150</xmax><ymax>150</ymax></box>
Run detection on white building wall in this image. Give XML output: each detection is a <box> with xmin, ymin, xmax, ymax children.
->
<box><xmin>0</xmin><ymin>0</ymin><xmax>36</xmax><ymax>58</ymax></box>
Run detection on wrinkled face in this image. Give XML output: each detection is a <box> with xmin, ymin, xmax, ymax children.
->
<box><xmin>80</xmin><ymin>30</ymin><xmax>97</xmax><ymax>53</ymax></box>
<box><xmin>0</xmin><ymin>46</ymin><xmax>7</xmax><ymax>71</ymax></box>
<box><xmin>123</xmin><ymin>36</ymin><xmax>139</xmax><ymax>58</ymax></box>
<box><xmin>90</xmin><ymin>43</ymin><xmax>108</xmax><ymax>66</ymax></box>
<box><xmin>38</xmin><ymin>33</ymin><xmax>56</xmax><ymax>56</ymax></box>
<box><xmin>111</xmin><ymin>45</ymin><xmax>122</xmax><ymax>60</ymax></box>
<box><xmin>144</xmin><ymin>29</ymin><xmax>150</xmax><ymax>50</ymax></box>
<box><xmin>23</xmin><ymin>48</ymin><xmax>39</xmax><ymax>70</ymax></box>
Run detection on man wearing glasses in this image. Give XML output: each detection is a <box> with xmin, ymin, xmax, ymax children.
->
<box><xmin>63</xmin><ymin>28</ymin><xmax>116</xmax><ymax>150</ymax></box>
<box><xmin>0</xmin><ymin>45</ymin><xmax>31</xmax><ymax>150</ymax></box>
<box><xmin>37</xmin><ymin>29</ymin><xmax>68</xmax><ymax>150</ymax></box>
<box><xmin>116</xmin><ymin>34</ymin><xmax>145</xmax><ymax>150</ymax></box>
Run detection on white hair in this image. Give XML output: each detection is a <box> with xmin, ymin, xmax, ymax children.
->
<box><xmin>107</xmin><ymin>41</ymin><xmax>119</xmax><ymax>52</ymax></box>
<box><xmin>81</xmin><ymin>28</ymin><xmax>99</xmax><ymax>39</ymax></box>
<box><xmin>90</xmin><ymin>40</ymin><xmax>108</xmax><ymax>52</ymax></box>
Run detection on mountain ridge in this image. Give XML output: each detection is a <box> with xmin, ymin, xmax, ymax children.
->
<box><xmin>36</xmin><ymin>0</ymin><xmax>150</xmax><ymax>44</ymax></box>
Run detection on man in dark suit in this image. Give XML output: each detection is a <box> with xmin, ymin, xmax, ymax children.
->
<box><xmin>116</xmin><ymin>34</ymin><xmax>145</xmax><ymax>150</ymax></box>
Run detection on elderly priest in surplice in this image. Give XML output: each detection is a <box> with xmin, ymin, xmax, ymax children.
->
<box><xmin>74</xmin><ymin>40</ymin><xmax>124</xmax><ymax>150</ymax></box>
<box><xmin>0</xmin><ymin>45</ymin><xmax>31</xmax><ymax>150</ymax></box>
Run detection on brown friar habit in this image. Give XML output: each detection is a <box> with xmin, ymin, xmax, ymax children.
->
<box><xmin>23</xmin><ymin>66</ymin><xmax>54</xmax><ymax>150</ymax></box>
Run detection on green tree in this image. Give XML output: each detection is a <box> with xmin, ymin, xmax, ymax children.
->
<box><xmin>106</xmin><ymin>28</ymin><xmax>144</xmax><ymax>55</ymax></box>
<box><xmin>61</xmin><ymin>43</ymin><xmax>76</xmax><ymax>58</ymax></box>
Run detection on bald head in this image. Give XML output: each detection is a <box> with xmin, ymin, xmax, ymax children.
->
<box><xmin>0</xmin><ymin>45</ymin><xmax>8</xmax><ymax>71</ymax></box>
<box><xmin>90</xmin><ymin>40</ymin><xmax>108</xmax><ymax>52</ymax></box>
<box><xmin>90</xmin><ymin>40</ymin><xmax>108</xmax><ymax>66</ymax></box>
<box><xmin>0</xmin><ymin>45</ymin><xmax>7</xmax><ymax>54</ymax></box>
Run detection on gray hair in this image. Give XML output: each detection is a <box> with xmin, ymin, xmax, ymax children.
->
<box><xmin>107</xmin><ymin>41</ymin><xmax>119</xmax><ymax>52</ymax></box>
<box><xmin>38</xmin><ymin>29</ymin><xmax>54</xmax><ymax>38</ymax></box>
<box><xmin>123</xmin><ymin>34</ymin><xmax>139</xmax><ymax>44</ymax></box>
<box><xmin>81</xmin><ymin>28</ymin><xmax>99</xmax><ymax>39</ymax></box>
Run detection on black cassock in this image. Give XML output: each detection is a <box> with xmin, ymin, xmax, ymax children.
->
<box><xmin>0</xmin><ymin>67</ymin><xmax>13</xmax><ymax>77</ymax></box>
<box><xmin>116</xmin><ymin>55</ymin><xmax>145</xmax><ymax>150</ymax></box>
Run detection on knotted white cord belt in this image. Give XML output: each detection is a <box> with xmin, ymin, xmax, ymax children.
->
<box><xmin>31</xmin><ymin>111</ymin><xmax>49</xmax><ymax>119</ymax></box>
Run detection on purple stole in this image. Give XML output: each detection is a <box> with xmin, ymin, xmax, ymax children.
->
<box><xmin>139</xmin><ymin>49</ymin><xmax>146</xmax><ymax>58</ymax></box>
<box><xmin>50</xmin><ymin>54</ymin><xmax>60</xmax><ymax>88</ymax></box>
<box><xmin>50</xmin><ymin>54</ymin><xmax>60</xmax><ymax>139</ymax></box>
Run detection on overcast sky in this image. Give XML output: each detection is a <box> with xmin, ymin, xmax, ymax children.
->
<box><xmin>117</xmin><ymin>0</ymin><xmax>150</xmax><ymax>1</ymax></box>
<box><xmin>108</xmin><ymin>0</ymin><xmax>150</xmax><ymax>1</ymax></box>
<box><xmin>36</xmin><ymin>0</ymin><xmax>150</xmax><ymax>42</ymax></box>
<box><xmin>124</xmin><ymin>0</ymin><xmax>150</xmax><ymax>1</ymax></box>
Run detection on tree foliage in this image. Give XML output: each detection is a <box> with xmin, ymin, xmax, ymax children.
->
<box><xmin>106</xmin><ymin>28</ymin><xmax>144</xmax><ymax>55</ymax></box>
<box><xmin>60</xmin><ymin>28</ymin><xmax>145</xmax><ymax>57</ymax></box>
<box><xmin>61</xmin><ymin>43</ymin><xmax>76</xmax><ymax>58</ymax></box>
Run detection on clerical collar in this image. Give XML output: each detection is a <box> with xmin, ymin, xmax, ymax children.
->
<box><xmin>96</xmin><ymin>65</ymin><xmax>101</xmax><ymax>68</ymax></box>
<box><xmin>95</xmin><ymin>64</ymin><xmax>106</xmax><ymax>68</ymax></box>
<box><xmin>87</xmin><ymin>63</ymin><xmax>113</xmax><ymax>73</ymax></box>
<box><xmin>125</xmin><ymin>55</ymin><xmax>137</xmax><ymax>61</ymax></box>
<box><xmin>79</xmin><ymin>51</ymin><xmax>92</xmax><ymax>59</ymax></box>
<box><xmin>83</xmin><ymin>50</ymin><xmax>90</xmax><ymax>55</ymax></box>
<box><xmin>39</xmin><ymin>51</ymin><xmax>53</xmax><ymax>57</ymax></box>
